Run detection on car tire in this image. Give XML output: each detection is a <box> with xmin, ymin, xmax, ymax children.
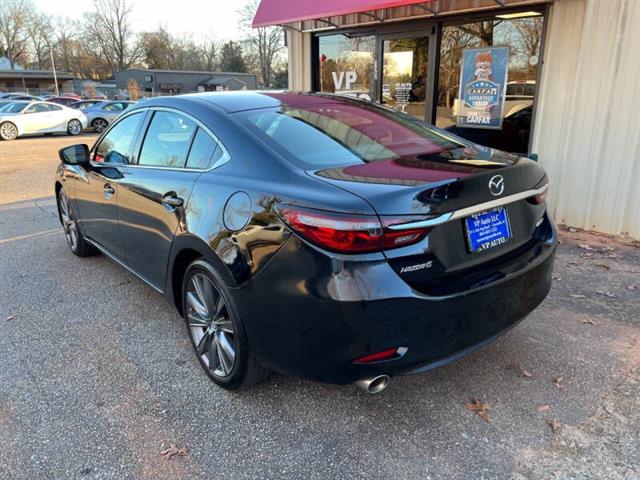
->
<box><xmin>67</xmin><ymin>119</ymin><xmax>83</xmax><ymax>136</ymax></box>
<box><xmin>92</xmin><ymin>118</ymin><xmax>108</xmax><ymax>133</ymax></box>
<box><xmin>57</xmin><ymin>189</ymin><xmax>95</xmax><ymax>257</ymax></box>
<box><xmin>182</xmin><ymin>259</ymin><xmax>270</xmax><ymax>390</ymax></box>
<box><xmin>0</xmin><ymin>122</ymin><xmax>18</xmax><ymax>141</ymax></box>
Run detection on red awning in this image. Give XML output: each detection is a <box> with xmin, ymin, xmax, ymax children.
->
<box><xmin>252</xmin><ymin>0</ymin><xmax>432</xmax><ymax>28</ymax></box>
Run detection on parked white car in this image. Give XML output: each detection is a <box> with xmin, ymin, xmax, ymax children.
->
<box><xmin>0</xmin><ymin>101</ymin><xmax>87</xmax><ymax>141</ymax></box>
<box><xmin>83</xmin><ymin>101</ymin><xmax>135</xmax><ymax>133</ymax></box>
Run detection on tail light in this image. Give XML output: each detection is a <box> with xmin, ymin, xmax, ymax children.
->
<box><xmin>529</xmin><ymin>175</ymin><xmax>550</xmax><ymax>205</ymax></box>
<box><xmin>277</xmin><ymin>206</ymin><xmax>429</xmax><ymax>254</ymax></box>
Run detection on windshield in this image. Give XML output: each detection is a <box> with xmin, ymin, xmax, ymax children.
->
<box><xmin>0</xmin><ymin>102</ymin><xmax>29</xmax><ymax>113</ymax></box>
<box><xmin>235</xmin><ymin>94</ymin><xmax>470</xmax><ymax>169</ymax></box>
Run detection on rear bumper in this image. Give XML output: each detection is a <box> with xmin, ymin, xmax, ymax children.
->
<box><xmin>233</xmin><ymin>218</ymin><xmax>557</xmax><ymax>385</ymax></box>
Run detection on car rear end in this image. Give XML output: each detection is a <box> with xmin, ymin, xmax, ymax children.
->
<box><xmin>231</xmin><ymin>93</ymin><xmax>556</xmax><ymax>385</ymax></box>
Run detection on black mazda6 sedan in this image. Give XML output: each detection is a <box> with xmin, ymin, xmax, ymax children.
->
<box><xmin>54</xmin><ymin>92</ymin><xmax>556</xmax><ymax>393</ymax></box>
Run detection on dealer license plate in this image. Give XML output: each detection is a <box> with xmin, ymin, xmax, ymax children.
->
<box><xmin>465</xmin><ymin>207</ymin><xmax>512</xmax><ymax>253</ymax></box>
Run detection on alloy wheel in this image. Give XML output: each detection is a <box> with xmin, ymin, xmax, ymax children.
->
<box><xmin>58</xmin><ymin>193</ymin><xmax>79</xmax><ymax>251</ymax></box>
<box><xmin>186</xmin><ymin>273</ymin><xmax>236</xmax><ymax>378</ymax></box>
<box><xmin>0</xmin><ymin>122</ymin><xmax>17</xmax><ymax>140</ymax></box>
<box><xmin>68</xmin><ymin>119</ymin><xmax>82</xmax><ymax>135</ymax></box>
<box><xmin>93</xmin><ymin>119</ymin><xmax>107</xmax><ymax>133</ymax></box>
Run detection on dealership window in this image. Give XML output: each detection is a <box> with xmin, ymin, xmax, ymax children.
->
<box><xmin>318</xmin><ymin>34</ymin><xmax>375</xmax><ymax>100</ymax></box>
<box><xmin>436</xmin><ymin>12</ymin><xmax>544</xmax><ymax>154</ymax></box>
<box><xmin>381</xmin><ymin>35</ymin><xmax>429</xmax><ymax>121</ymax></box>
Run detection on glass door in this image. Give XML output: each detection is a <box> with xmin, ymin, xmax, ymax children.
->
<box><xmin>379</xmin><ymin>34</ymin><xmax>430</xmax><ymax>121</ymax></box>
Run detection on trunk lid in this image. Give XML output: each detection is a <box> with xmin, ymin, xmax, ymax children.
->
<box><xmin>310</xmin><ymin>149</ymin><xmax>544</xmax><ymax>216</ymax></box>
<box><xmin>309</xmin><ymin>150</ymin><xmax>549</xmax><ymax>295</ymax></box>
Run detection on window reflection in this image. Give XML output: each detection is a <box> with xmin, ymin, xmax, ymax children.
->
<box><xmin>318</xmin><ymin>34</ymin><xmax>375</xmax><ymax>100</ymax></box>
<box><xmin>436</xmin><ymin>14</ymin><xmax>543</xmax><ymax>154</ymax></box>
<box><xmin>381</xmin><ymin>37</ymin><xmax>429</xmax><ymax>120</ymax></box>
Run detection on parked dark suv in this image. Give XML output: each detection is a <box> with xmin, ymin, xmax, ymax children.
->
<box><xmin>55</xmin><ymin>92</ymin><xmax>556</xmax><ymax>392</ymax></box>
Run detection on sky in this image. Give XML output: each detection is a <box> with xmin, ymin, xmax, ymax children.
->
<box><xmin>32</xmin><ymin>0</ymin><xmax>253</xmax><ymax>42</ymax></box>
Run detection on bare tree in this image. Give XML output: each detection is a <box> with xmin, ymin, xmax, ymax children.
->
<box><xmin>53</xmin><ymin>18</ymin><xmax>78</xmax><ymax>72</ymax></box>
<box><xmin>513</xmin><ymin>17</ymin><xmax>543</xmax><ymax>76</ymax></box>
<box><xmin>84</xmin><ymin>0</ymin><xmax>141</xmax><ymax>73</ymax></box>
<box><xmin>0</xmin><ymin>0</ymin><xmax>34</xmax><ymax>68</ymax></box>
<box><xmin>457</xmin><ymin>21</ymin><xmax>497</xmax><ymax>46</ymax></box>
<box><xmin>239</xmin><ymin>0</ymin><xmax>284</xmax><ymax>86</ymax></box>
<box><xmin>27</xmin><ymin>13</ymin><xmax>52</xmax><ymax>69</ymax></box>
<box><xmin>201</xmin><ymin>37</ymin><xmax>218</xmax><ymax>71</ymax></box>
<box><xmin>438</xmin><ymin>27</ymin><xmax>477</xmax><ymax>107</ymax></box>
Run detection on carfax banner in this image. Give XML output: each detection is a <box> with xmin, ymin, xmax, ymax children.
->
<box><xmin>456</xmin><ymin>46</ymin><xmax>510</xmax><ymax>129</ymax></box>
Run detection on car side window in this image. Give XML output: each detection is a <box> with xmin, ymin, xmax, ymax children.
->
<box><xmin>47</xmin><ymin>104</ymin><xmax>62</xmax><ymax>111</ymax></box>
<box><xmin>138</xmin><ymin>111</ymin><xmax>197</xmax><ymax>168</ymax></box>
<box><xmin>25</xmin><ymin>103</ymin><xmax>49</xmax><ymax>113</ymax></box>
<box><xmin>94</xmin><ymin>112</ymin><xmax>144</xmax><ymax>164</ymax></box>
<box><xmin>186</xmin><ymin>128</ymin><xmax>220</xmax><ymax>169</ymax></box>
<box><xmin>104</xmin><ymin>103</ymin><xmax>123</xmax><ymax>112</ymax></box>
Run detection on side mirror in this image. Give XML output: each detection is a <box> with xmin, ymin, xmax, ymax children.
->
<box><xmin>59</xmin><ymin>144</ymin><xmax>90</xmax><ymax>167</ymax></box>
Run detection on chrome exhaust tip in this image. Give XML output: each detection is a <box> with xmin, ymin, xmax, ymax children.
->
<box><xmin>355</xmin><ymin>374</ymin><xmax>390</xmax><ymax>394</ymax></box>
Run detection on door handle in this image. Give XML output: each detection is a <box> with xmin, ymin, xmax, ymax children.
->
<box><xmin>161</xmin><ymin>192</ymin><xmax>184</xmax><ymax>208</ymax></box>
<box><xmin>104</xmin><ymin>183</ymin><xmax>115</xmax><ymax>196</ymax></box>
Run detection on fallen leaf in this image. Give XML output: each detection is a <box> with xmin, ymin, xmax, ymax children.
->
<box><xmin>465</xmin><ymin>399</ymin><xmax>491</xmax><ymax>422</ymax></box>
<box><xmin>537</xmin><ymin>404</ymin><xmax>551</xmax><ymax>412</ymax></box>
<box><xmin>570</xmin><ymin>294</ymin><xmax>586</xmax><ymax>299</ymax></box>
<box><xmin>595</xmin><ymin>263</ymin><xmax>610</xmax><ymax>270</ymax></box>
<box><xmin>578</xmin><ymin>243</ymin><xmax>592</xmax><ymax>250</ymax></box>
<box><xmin>629</xmin><ymin>284</ymin><xmax>637</xmax><ymax>290</ymax></box>
<box><xmin>4</xmin><ymin>314</ymin><xmax>16</xmax><ymax>322</ymax></box>
<box><xmin>552</xmin><ymin>376</ymin><xmax>564</xmax><ymax>389</ymax></box>
<box><xmin>160</xmin><ymin>444</ymin><xmax>188</xmax><ymax>460</ymax></box>
<box><xmin>477</xmin><ymin>410</ymin><xmax>491</xmax><ymax>422</ymax></box>
<box><xmin>520</xmin><ymin>367</ymin><xmax>533</xmax><ymax>378</ymax></box>
<box><xmin>547</xmin><ymin>418</ymin><xmax>562</xmax><ymax>432</ymax></box>
<box><xmin>581</xmin><ymin>318</ymin><xmax>598</xmax><ymax>325</ymax></box>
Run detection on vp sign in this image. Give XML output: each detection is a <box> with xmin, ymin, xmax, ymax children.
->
<box><xmin>332</xmin><ymin>71</ymin><xmax>357</xmax><ymax>90</ymax></box>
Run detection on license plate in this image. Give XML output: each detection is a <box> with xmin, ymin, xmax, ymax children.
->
<box><xmin>465</xmin><ymin>207</ymin><xmax>512</xmax><ymax>253</ymax></box>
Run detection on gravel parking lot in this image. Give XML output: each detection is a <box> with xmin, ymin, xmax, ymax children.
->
<box><xmin>1</xmin><ymin>135</ymin><xmax>639</xmax><ymax>479</ymax></box>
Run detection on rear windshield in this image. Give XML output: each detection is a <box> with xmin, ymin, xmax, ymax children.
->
<box><xmin>235</xmin><ymin>98</ymin><xmax>469</xmax><ymax>169</ymax></box>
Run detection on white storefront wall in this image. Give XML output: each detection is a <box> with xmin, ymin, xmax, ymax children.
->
<box><xmin>286</xmin><ymin>0</ymin><xmax>640</xmax><ymax>237</ymax></box>
<box><xmin>531</xmin><ymin>0</ymin><xmax>639</xmax><ymax>237</ymax></box>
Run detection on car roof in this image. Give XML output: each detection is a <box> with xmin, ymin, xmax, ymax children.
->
<box><xmin>137</xmin><ymin>91</ymin><xmax>373</xmax><ymax>114</ymax></box>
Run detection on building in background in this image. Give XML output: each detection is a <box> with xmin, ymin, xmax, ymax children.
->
<box><xmin>114</xmin><ymin>69</ymin><xmax>258</xmax><ymax>96</ymax></box>
<box><xmin>254</xmin><ymin>0</ymin><xmax>639</xmax><ymax>237</ymax></box>
<box><xmin>0</xmin><ymin>57</ymin><xmax>75</xmax><ymax>94</ymax></box>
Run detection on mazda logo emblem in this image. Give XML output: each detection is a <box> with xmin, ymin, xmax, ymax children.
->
<box><xmin>488</xmin><ymin>175</ymin><xmax>505</xmax><ymax>196</ymax></box>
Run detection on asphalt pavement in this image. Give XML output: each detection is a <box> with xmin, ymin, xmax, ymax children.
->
<box><xmin>1</xmin><ymin>134</ymin><xmax>638</xmax><ymax>479</ymax></box>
